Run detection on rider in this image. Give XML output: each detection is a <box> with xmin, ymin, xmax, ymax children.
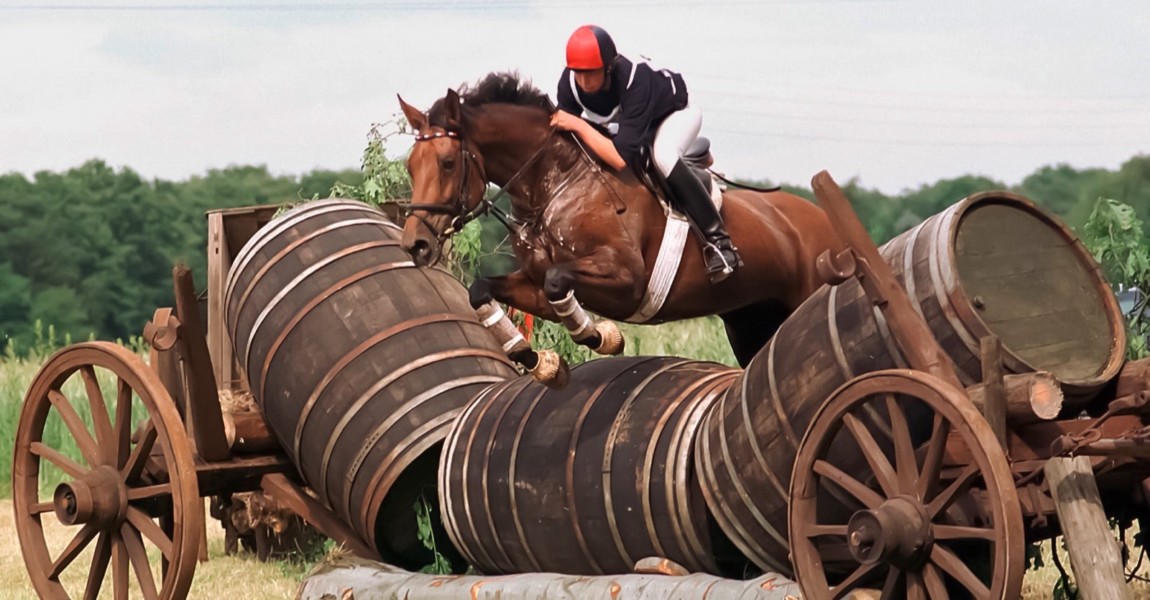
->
<box><xmin>550</xmin><ymin>24</ymin><xmax>743</xmax><ymax>283</ymax></box>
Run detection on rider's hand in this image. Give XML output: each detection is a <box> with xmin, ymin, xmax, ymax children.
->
<box><xmin>549</xmin><ymin>110</ymin><xmax>584</xmax><ymax>133</ymax></box>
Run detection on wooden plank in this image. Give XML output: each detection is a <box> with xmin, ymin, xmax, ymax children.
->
<box><xmin>1044</xmin><ymin>456</ymin><xmax>1131</xmax><ymax>600</ymax></box>
<box><xmin>173</xmin><ymin>264</ymin><xmax>231</xmax><ymax>463</ymax></box>
<box><xmin>260</xmin><ymin>473</ymin><xmax>378</xmax><ymax>561</ymax></box>
<box><xmin>206</xmin><ymin>212</ymin><xmax>230</xmax><ymax>389</ymax></box>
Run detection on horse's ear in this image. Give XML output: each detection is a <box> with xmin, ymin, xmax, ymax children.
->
<box><xmin>397</xmin><ymin>94</ymin><xmax>427</xmax><ymax>132</ymax></box>
<box><xmin>443</xmin><ymin>88</ymin><xmax>463</xmax><ymax>130</ymax></box>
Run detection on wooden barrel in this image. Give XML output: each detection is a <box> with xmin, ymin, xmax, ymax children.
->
<box><xmin>224</xmin><ymin>199</ymin><xmax>518</xmax><ymax>569</ymax></box>
<box><xmin>439</xmin><ymin>356</ymin><xmax>748</xmax><ymax>576</ymax></box>
<box><xmin>696</xmin><ymin>191</ymin><xmax>1127</xmax><ymax>575</ymax></box>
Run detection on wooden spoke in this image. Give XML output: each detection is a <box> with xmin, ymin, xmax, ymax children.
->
<box><xmin>47</xmin><ymin>389</ymin><xmax>102</xmax><ymax>467</ymax></box>
<box><xmin>814</xmin><ymin>459</ymin><xmax>884</xmax><ymax>509</ymax></box>
<box><xmin>29</xmin><ymin>501</ymin><xmax>56</xmax><ymax>515</ymax></box>
<box><xmin>122</xmin><ymin>420</ymin><xmax>157</xmax><ymax>483</ymax></box>
<box><xmin>885</xmin><ymin>394</ymin><xmax>919</xmax><ymax>494</ymax></box>
<box><xmin>830</xmin><ymin>561</ymin><xmax>881</xmax><ymax>600</ymax></box>
<box><xmin>881</xmin><ymin>567</ymin><xmax>902</xmax><ymax>598</ymax></box>
<box><xmin>906</xmin><ymin>571</ymin><xmax>926</xmax><ymax>600</ymax></box>
<box><xmin>931</xmin><ymin>544</ymin><xmax>990</xmax><ymax>599</ymax></box>
<box><xmin>83</xmin><ymin>531</ymin><xmax>112</xmax><ymax>600</ymax></box>
<box><xmin>916</xmin><ymin>413</ymin><xmax>950</xmax><ymax>501</ymax></box>
<box><xmin>127</xmin><ymin>483</ymin><xmax>173</xmax><ymax>502</ymax></box>
<box><xmin>922</xmin><ymin>563</ymin><xmax>949</xmax><ymax>599</ymax></box>
<box><xmin>927</xmin><ymin>464</ymin><xmax>980</xmax><ymax>518</ymax></box>
<box><xmin>30</xmin><ymin>442</ymin><xmax>89</xmax><ymax>479</ymax></box>
<box><xmin>113</xmin><ymin>377</ymin><xmax>133</xmax><ymax>468</ymax></box>
<box><xmin>81</xmin><ymin>365</ymin><xmax>115</xmax><ymax>463</ymax></box>
<box><xmin>112</xmin><ymin>533</ymin><xmax>129</xmax><ymax>600</ymax></box>
<box><xmin>121</xmin><ymin>523</ymin><xmax>160</xmax><ymax>599</ymax></box>
<box><xmin>842</xmin><ymin>412</ymin><xmax>899</xmax><ymax>498</ymax></box>
<box><xmin>807</xmin><ymin>524</ymin><xmax>849</xmax><ymax>538</ymax></box>
<box><xmin>932</xmin><ymin>524</ymin><xmax>997</xmax><ymax>541</ymax></box>
<box><xmin>48</xmin><ymin>522</ymin><xmax>99</xmax><ymax>580</ymax></box>
<box><xmin>126</xmin><ymin>506</ymin><xmax>174</xmax><ymax>560</ymax></box>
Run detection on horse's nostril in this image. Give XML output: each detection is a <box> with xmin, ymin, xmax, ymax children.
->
<box><xmin>410</xmin><ymin>239</ymin><xmax>432</xmax><ymax>264</ymax></box>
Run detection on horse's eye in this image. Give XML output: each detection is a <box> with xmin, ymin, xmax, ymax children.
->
<box><xmin>442</xmin><ymin>157</ymin><xmax>456</xmax><ymax>171</ymax></box>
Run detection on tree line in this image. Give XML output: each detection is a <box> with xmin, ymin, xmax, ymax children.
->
<box><xmin>0</xmin><ymin>152</ymin><xmax>1147</xmax><ymax>354</ymax></box>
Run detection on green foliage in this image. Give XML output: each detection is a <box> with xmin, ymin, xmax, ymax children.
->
<box><xmin>413</xmin><ymin>492</ymin><xmax>452</xmax><ymax>574</ymax></box>
<box><xmin>330</xmin><ymin>119</ymin><xmax>412</xmax><ymax>206</ymax></box>
<box><xmin>1082</xmin><ymin>197</ymin><xmax>1150</xmax><ymax>359</ymax></box>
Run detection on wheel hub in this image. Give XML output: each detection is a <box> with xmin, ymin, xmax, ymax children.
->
<box><xmin>53</xmin><ymin>465</ymin><xmax>129</xmax><ymax>527</ymax></box>
<box><xmin>846</xmin><ymin>495</ymin><xmax>932</xmax><ymax>568</ymax></box>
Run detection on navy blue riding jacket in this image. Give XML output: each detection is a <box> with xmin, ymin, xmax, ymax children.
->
<box><xmin>557</xmin><ymin>55</ymin><xmax>689</xmax><ymax>169</ymax></box>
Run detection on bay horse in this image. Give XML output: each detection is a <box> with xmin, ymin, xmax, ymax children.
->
<box><xmin>398</xmin><ymin>72</ymin><xmax>842</xmax><ymax>375</ymax></box>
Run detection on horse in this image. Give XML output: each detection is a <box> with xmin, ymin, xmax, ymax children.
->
<box><xmin>397</xmin><ymin>72</ymin><xmax>843</xmax><ymax>377</ymax></box>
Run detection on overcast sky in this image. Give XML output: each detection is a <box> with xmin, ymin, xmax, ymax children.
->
<box><xmin>2</xmin><ymin>0</ymin><xmax>1147</xmax><ymax>194</ymax></box>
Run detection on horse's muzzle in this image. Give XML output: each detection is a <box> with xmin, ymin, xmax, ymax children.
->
<box><xmin>406</xmin><ymin>237</ymin><xmax>442</xmax><ymax>267</ymax></box>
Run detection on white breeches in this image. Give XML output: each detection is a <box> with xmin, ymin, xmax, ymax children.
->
<box><xmin>651</xmin><ymin>105</ymin><xmax>702</xmax><ymax>177</ymax></box>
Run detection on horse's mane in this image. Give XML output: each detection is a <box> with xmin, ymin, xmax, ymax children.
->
<box><xmin>428</xmin><ymin>72</ymin><xmax>552</xmax><ymax>123</ymax></box>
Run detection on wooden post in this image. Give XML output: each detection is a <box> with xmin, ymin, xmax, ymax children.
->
<box><xmin>1044</xmin><ymin>456</ymin><xmax>1131</xmax><ymax>600</ymax></box>
<box><xmin>206</xmin><ymin>212</ymin><xmax>232</xmax><ymax>389</ymax></box>
<box><xmin>980</xmin><ymin>336</ymin><xmax>1008</xmax><ymax>448</ymax></box>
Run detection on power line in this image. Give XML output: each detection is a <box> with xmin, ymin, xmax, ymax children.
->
<box><xmin>0</xmin><ymin>0</ymin><xmax>913</xmax><ymax>10</ymax></box>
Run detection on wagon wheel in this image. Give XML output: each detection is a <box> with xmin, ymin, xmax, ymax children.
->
<box><xmin>789</xmin><ymin>369</ymin><xmax>1024</xmax><ymax>600</ymax></box>
<box><xmin>13</xmin><ymin>342</ymin><xmax>202</xmax><ymax>600</ymax></box>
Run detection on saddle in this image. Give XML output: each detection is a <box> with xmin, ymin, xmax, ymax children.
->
<box><xmin>637</xmin><ymin>137</ymin><xmax>724</xmax><ymax>216</ymax></box>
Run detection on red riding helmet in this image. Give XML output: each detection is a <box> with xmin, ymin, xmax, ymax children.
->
<box><xmin>565</xmin><ymin>25</ymin><xmax>617</xmax><ymax>70</ymax></box>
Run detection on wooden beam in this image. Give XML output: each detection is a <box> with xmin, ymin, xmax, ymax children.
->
<box><xmin>260</xmin><ymin>473</ymin><xmax>378</xmax><ymax>561</ymax></box>
<box><xmin>966</xmin><ymin>371</ymin><xmax>1063</xmax><ymax>426</ymax></box>
<box><xmin>1044</xmin><ymin>456</ymin><xmax>1131</xmax><ymax>600</ymax></box>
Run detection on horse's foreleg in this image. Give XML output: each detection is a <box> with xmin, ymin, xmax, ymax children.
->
<box><xmin>542</xmin><ymin>261</ymin><xmax>630</xmax><ymax>356</ymax></box>
<box><xmin>469</xmin><ymin>272</ymin><xmax>569</xmax><ymax>386</ymax></box>
<box><xmin>470</xmin><ymin>271</ymin><xmax>558</xmax><ymax>320</ymax></box>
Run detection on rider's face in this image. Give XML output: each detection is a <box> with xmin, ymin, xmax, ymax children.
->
<box><xmin>573</xmin><ymin>68</ymin><xmax>606</xmax><ymax>93</ymax></box>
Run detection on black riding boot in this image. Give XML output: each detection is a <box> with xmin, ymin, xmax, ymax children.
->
<box><xmin>665</xmin><ymin>160</ymin><xmax>743</xmax><ymax>283</ymax></box>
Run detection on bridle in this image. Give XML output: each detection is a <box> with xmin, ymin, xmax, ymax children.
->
<box><xmin>404</xmin><ymin>119</ymin><xmax>558</xmax><ymax>243</ymax></box>
<box><xmin>404</xmin><ymin>127</ymin><xmax>486</xmax><ymax>244</ymax></box>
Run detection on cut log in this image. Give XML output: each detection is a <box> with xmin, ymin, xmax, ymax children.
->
<box><xmin>1044</xmin><ymin>456</ymin><xmax>1132</xmax><ymax>600</ymax></box>
<box><xmin>966</xmin><ymin>371</ymin><xmax>1063</xmax><ymax>425</ymax></box>
<box><xmin>1115</xmin><ymin>357</ymin><xmax>1150</xmax><ymax>398</ymax></box>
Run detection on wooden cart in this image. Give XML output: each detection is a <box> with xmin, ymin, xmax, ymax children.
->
<box><xmin>785</xmin><ymin>172</ymin><xmax>1150</xmax><ymax>599</ymax></box>
<box><xmin>11</xmin><ymin>205</ymin><xmax>377</xmax><ymax>600</ymax></box>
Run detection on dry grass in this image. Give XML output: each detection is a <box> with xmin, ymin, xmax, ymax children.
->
<box><xmin>0</xmin><ymin>499</ymin><xmax>306</xmax><ymax>599</ymax></box>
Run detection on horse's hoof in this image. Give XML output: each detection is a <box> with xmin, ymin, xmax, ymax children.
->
<box><xmin>593</xmin><ymin>320</ymin><xmax>625</xmax><ymax>355</ymax></box>
<box><xmin>530</xmin><ymin>349</ymin><xmax>569</xmax><ymax>388</ymax></box>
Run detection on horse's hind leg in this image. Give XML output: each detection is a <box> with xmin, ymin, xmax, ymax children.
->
<box><xmin>543</xmin><ymin>265</ymin><xmax>625</xmax><ymax>356</ymax></box>
<box><xmin>719</xmin><ymin>300</ymin><xmax>791</xmax><ymax>367</ymax></box>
